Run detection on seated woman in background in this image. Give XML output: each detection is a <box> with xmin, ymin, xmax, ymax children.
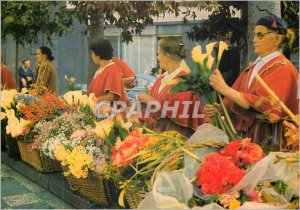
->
<box><xmin>111</xmin><ymin>57</ymin><xmax>136</xmax><ymax>89</ymax></box>
<box><xmin>31</xmin><ymin>46</ymin><xmax>58</xmax><ymax>96</ymax></box>
<box><xmin>137</xmin><ymin>38</ymin><xmax>203</xmax><ymax>138</ymax></box>
<box><xmin>87</xmin><ymin>39</ymin><xmax>127</xmax><ymax>104</ymax></box>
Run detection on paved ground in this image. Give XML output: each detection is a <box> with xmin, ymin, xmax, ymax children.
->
<box><xmin>1</xmin><ymin>163</ymin><xmax>73</xmax><ymax>209</ymax></box>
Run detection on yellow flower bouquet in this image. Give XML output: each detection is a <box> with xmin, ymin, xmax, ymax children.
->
<box><xmin>171</xmin><ymin>41</ymin><xmax>237</xmax><ymax>140</ymax></box>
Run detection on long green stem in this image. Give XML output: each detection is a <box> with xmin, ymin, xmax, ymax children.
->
<box><xmin>217</xmin><ymin>93</ymin><xmax>237</xmax><ymax>136</ymax></box>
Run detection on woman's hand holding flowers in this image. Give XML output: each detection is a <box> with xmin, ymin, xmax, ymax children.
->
<box><xmin>204</xmin><ymin>104</ymin><xmax>221</xmax><ymax>118</ymax></box>
<box><xmin>209</xmin><ymin>69</ymin><xmax>229</xmax><ymax>95</ymax></box>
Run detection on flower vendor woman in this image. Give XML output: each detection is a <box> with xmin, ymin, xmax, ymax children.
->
<box><xmin>138</xmin><ymin>37</ymin><xmax>203</xmax><ymax>138</ymax></box>
<box><xmin>204</xmin><ymin>14</ymin><xmax>298</xmax><ymax>152</ymax></box>
<box><xmin>32</xmin><ymin>46</ymin><xmax>58</xmax><ymax>95</ymax></box>
<box><xmin>87</xmin><ymin>39</ymin><xmax>128</xmax><ymax>104</ymax></box>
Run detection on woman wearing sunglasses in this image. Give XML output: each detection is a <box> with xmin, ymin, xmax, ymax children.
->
<box><xmin>204</xmin><ymin>14</ymin><xmax>298</xmax><ymax>152</ymax></box>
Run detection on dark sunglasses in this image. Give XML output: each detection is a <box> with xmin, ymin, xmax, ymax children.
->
<box><xmin>254</xmin><ymin>31</ymin><xmax>274</xmax><ymax>40</ymax></box>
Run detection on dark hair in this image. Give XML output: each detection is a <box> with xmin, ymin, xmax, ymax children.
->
<box><xmin>22</xmin><ymin>59</ymin><xmax>29</xmax><ymax>64</ymax></box>
<box><xmin>158</xmin><ymin>37</ymin><xmax>187</xmax><ymax>61</ymax></box>
<box><xmin>89</xmin><ymin>39</ymin><xmax>113</xmax><ymax>60</ymax></box>
<box><xmin>39</xmin><ymin>46</ymin><xmax>54</xmax><ymax>61</ymax></box>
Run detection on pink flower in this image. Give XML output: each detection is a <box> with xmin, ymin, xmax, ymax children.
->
<box><xmin>219</xmin><ymin>192</ymin><xmax>240</xmax><ymax>208</ymax></box>
<box><xmin>71</xmin><ymin>129</ymin><xmax>87</xmax><ymax>140</ymax></box>
<box><xmin>243</xmin><ymin>188</ymin><xmax>261</xmax><ymax>202</ymax></box>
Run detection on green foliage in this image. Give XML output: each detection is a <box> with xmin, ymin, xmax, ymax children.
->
<box><xmin>281</xmin><ymin>1</ymin><xmax>299</xmax><ymax>54</ymax></box>
<box><xmin>70</xmin><ymin>1</ymin><xmax>220</xmax><ymax>44</ymax></box>
<box><xmin>170</xmin><ymin>57</ymin><xmax>216</xmax><ymax>104</ymax></box>
<box><xmin>271</xmin><ymin>180</ymin><xmax>288</xmax><ymax>195</ymax></box>
<box><xmin>187</xmin><ymin>2</ymin><xmax>247</xmax><ymax>47</ymax></box>
<box><xmin>1</xmin><ymin>2</ymin><xmax>73</xmax><ymax>45</ymax></box>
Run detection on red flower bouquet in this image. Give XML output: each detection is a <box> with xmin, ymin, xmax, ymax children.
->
<box><xmin>196</xmin><ymin>152</ymin><xmax>245</xmax><ymax>194</ymax></box>
<box><xmin>220</xmin><ymin>138</ymin><xmax>265</xmax><ymax>168</ymax></box>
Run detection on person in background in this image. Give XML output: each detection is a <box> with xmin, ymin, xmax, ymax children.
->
<box><xmin>87</xmin><ymin>39</ymin><xmax>127</xmax><ymax>104</ymax></box>
<box><xmin>111</xmin><ymin>57</ymin><xmax>136</xmax><ymax>89</ymax></box>
<box><xmin>31</xmin><ymin>46</ymin><xmax>58</xmax><ymax>95</ymax></box>
<box><xmin>1</xmin><ymin>64</ymin><xmax>17</xmax><ymax>90</ymax></box>
<box><xmin>204</xmin><ymin>14</ymin><xmax>298</xmax><ymax>152</ymax></box>
<box><xmin>138</xmin><ymin>37</ymin><xmax>203</xmax><ymax>138</ymax></box>
<box><xmin>18</xmin><ymin>59</ymin><xmax>35</xmax><ymax>91</ymax></box>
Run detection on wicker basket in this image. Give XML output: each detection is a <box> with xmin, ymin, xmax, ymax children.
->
<box><xmin>62</xmin><ymin>167</ymin><xmax>116</xmax><ymax>206</ymax></box>
<box><xmin>125</xmin><ymin>190</ymin><xmax>145</xmax><ymax>209</ymax></box>
<box><xmin>17</xmin><ymin>141</ymin><xmax>61</xmax><ymax>173</ymax></box>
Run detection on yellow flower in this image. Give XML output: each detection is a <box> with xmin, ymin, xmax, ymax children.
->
<box><xmin>5</xmin><ymin>109</ymin><xmax>17</xmax><ymax>120</ymax></box>
<box><xmin>55</xmin><ymin>145</ymin><xmax>70</xmax><ymax>162</ymax></box>
<box><xmin>16</xmin><ymin>101</ymin><xmax>25</xmax><ymax>111</ymax></box>
<box><xmin>191</xmin><ymin>45</ymin><xmax>206</xmax><ymax>64</ymax></box>
<box><xmin>88</xmin><ymin>93</ymin><xmax>96</xmax><ymax>113</ymax></box>
<box><xmin>115</xmin><ymin>113</ymin><xmax>125</xmax><ymax>127</ymax></box>
<box><xmin>206</xmin><ymin>55</ymin><xmax>215</xmax><ymax>71</ymax></box>
<box><xmin>1</xmin><ymin>112</ymin><xmax>6</xmax><ymax>120</ymax></box>
<box><xmin>94</xmin><ymin>118</ymin><xmax>114</xmax><ymax>139</ymax></box>
<box><xmin>217</xmin><ymin>41</ymin><xmax>229</xmax><ymax>64</ymax></box>
<box><xmin>205</xmin><ymin>42</ymin><xmax>217</xmax><ymax>57</ymax></box>
<box><xmin>21</xmin><ymin>88</ymin><xmax>29</xmax><ymax>94</ymax></box>
<box><xmin>63</xmin><ymin>92</ymin><xmax>73</xmax><ymax>105</ymax></box>
<box><xmin>229</xmin><ymin>198</ymin><xmax>241</xmax><ymax>209</ymax></box>
<box><xmin>69</xmin><ymin>77</ymin><xmax>76</xmax><ymax>83</ymax></box>
<box><xmin>180</xmin><ymin>59</ymin><xmax>191</xmax><ymax>73</ymax></box>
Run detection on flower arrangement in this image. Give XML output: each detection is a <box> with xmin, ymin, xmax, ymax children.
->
<box><xmin>63</xmin><ymin>90</ymin><xmax>95</xmax><ymax>117</ymax></box>
<box><xmin>20</xmin><ymin>91</ymin><xmax>65</xmax><ymax>123</ymax></box>
<box><xmin>30</xmin><ymin>110</ymin><xmax>94</xmax><ymax>159</ymax></box>
<box><xmin>220</xmin><ymin>137</ymin><xmax>265</xmax><ymax>168</ymax></box>
<box><xmin>194</xmin><ymin>138</ymin><xmax>265</xmax><ymax>208</ymax></box>
<box><xmin>55</xmin><ymin>136</ymin><xmax>107</xmax><ymax>179</ymax></box>
<box><xmin>111</xmin><ymin>130</ymin><xmax>149</xmax><ymax>167</ymax></box>
<box><xmin>1</xmin><ymin>88</ymin><xmax>36</xmax><ymax>138</ymax></box>
<box><xmin>170</xmin><ymin>41</ymin><xmax>237</xmax><ymax>140</ymax></box>
<box><xmin>113</xmin><ymin>129</ymin><xmax>187</xmax><ymax>207</ymax></box>
<box><xmin>196</xmin><ymin>152</ymin><xmax>245</xmax><ymax>195</ymax></box>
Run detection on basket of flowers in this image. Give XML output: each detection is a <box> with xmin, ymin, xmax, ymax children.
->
<box><xmin>15</xmin><ymin>91</ymin><xmax>68</xmax><ymax>172</ymax></box>
<box><xmin>1</xmin><ymin>89</ymin><xmax>36</xmax><ymax>160</ymax></box>
<box><xmin>108</xmin><ymin>125</ymin><xmax>203</xmax><ymax>209</ymax></box>
<box><xmin>55</xmin><ymin>131</ymin><xmax>116</xmax><ymax>206</ymax></box>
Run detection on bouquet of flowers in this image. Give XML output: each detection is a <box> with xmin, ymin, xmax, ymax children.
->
<box><xmin>170</xmin><ymin>41</ymin><xmax>237</xmax><ymax>140</ymax></box>
<box><xmin>29</xmin><ymin>110</ymin><xmax>95</xmax><ymax>159</ymax></box>
<box><xmin>54</xmin><ymin>128</ymin><xmax>107</xmax><ymax>178</ymax></box>
<box><xmin>194</xmin><ymin>138</ymin><xmax>265</xmax><ymax>208</ymax></box>
<box><xmin>1</xmin><ymin>88</ymin><xmax>36</xmax><ymax>138</ymax></box>
<box><xmin>63</xmin><ymin>90</ymin><xmax>95</xmax><ymax>117</ymax></box>
<box><xmin>109</xmin><ymin>128</ymin><xmax>187</xmax><ymax>207</ymax></box>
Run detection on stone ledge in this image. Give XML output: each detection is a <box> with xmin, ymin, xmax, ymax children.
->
<box><xmin>1</xmin><ymin>151</ymin><xmax>102</xmax><ymax>209</ymax></box>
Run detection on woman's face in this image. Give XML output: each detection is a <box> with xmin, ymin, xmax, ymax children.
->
<box><xmin>157</xmin><ymin>46</ymin><xmax>169</xmax><ymax>71</ymax></box>
<box><xmin>91</xmin><ymin>51</ymin><xmax>100</xmax><ymax>65</ymax></box>
<box><xmin>36</xmin><ymin>49</ymin><xmax>46</xmax><ymax>63</ymax></box>
<box><xmin>253</xmin><ymin>25</ymin><xmax>281</xmax><ymax>57</ymax></box>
